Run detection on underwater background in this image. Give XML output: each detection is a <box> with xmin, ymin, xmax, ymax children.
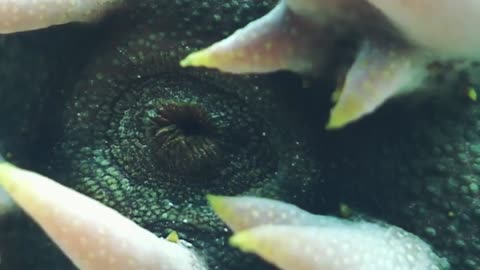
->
<box><xmin>0</xmin><ymin>1</ymin><xmax>478</xmax><ymax>270</ymax></box>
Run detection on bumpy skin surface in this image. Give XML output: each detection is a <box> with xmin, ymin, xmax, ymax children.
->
<box><xmin>316</xmin><ymin>91</ymin><xmax>480</xmax><ymax>270</ymax></box>
<box><xmin>0</xmin><ymin>1</ymin><xmax>323</xmax><ymax>270</ymax></box>
<box><xmin>0</xmin><ymin>1</ymin><xmax>478</xmax><ymax>270</ymax></box>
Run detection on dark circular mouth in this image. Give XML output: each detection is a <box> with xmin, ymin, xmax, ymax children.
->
<box><xmin>148</xmin><ymin>102</ymin><xmax>224</xmax><ymax>178</ymax></box>
<box><xmin>152</xmin><ymin>103</ymin><xmax>215</xmax><ymax>137</ymax></box>
<box><xmin>93</xmin><ymin>72</ymin><xmax>280</xmax><ymax>192</ymax></box>
<box><xmin>56</xmin><ymin>47</ymin><xmax>319</xmax><ymax>248</ymax></box>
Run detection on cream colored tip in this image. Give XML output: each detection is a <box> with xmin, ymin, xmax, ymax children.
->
<box><xmin>326</xmin><ymin>97</ymin><xmax>363</xmax><ymax>130</ymax></box>
<box><xmin>0</xmin><ymin>162</ymin><xmax>205</xmax><ymax>270</ymax></box>
<box><xmin>180</xmin><ymin>49</ymin><xmax>214</xmax><ymax>68</ymax></box>
<box><xmin>166</xmin><ymin>230</ymin><xmax>180</xmax><ymax>243</ymax></box>
<box><xmin>206</xmin><ymin>194</ymin><xmax>225</xmax><ymax>211</ymax></box>
<box><xmin>326</xmin><ymin>110</ymin><xmax>351</xmax><ymax>130</ymax></box>
<box><xmin>206</xmin><ymin>194</ymin><xmax>236</xmax><ymax>224</ymax></box>
<box><xmin>229</xmin><ymin>230</ymin><xmax>259</xmax><ymax>253</ymax></box>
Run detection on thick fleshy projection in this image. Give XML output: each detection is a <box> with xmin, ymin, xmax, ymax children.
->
<box><xmin>0</xmin><ymin>0</ymin><xmax>123</xmax><ymax>34</ymax></box>
<box><xmin>0</xmin><ymin>160</ymin><xmax>206</xmax><ymax>270</ymax></box>
<box><xmin>180</xmin><ymin>3</ymin><xmax>326</xmax><ymax>74</ymax></box>
<box><xmin>181</xmin><ymin>0</ymin><xmax>480</xmax><ymax>129</ymax></box>
<box><xmin>1</xmin><ymin>0</ymin><xmax>478</xmax><ymax>269</ymax></box>
<box><xmin>0</xmin><ymin>1</ymin><xmax>323</xmax><ymax>269</ymax></box>
<box><xmin>327</xmin><ymin>42</ymin><xmax>429</xmax><ymax>129</ymax></box>
<box><xmin>366</xmin><ymin>0</ymin><xmax>480</xmax><ymax>59</ymax></box>
<box><xmin>208</xmin><ymin>195</ymin><xmax>449</xmax><ymax>270</ymax></box>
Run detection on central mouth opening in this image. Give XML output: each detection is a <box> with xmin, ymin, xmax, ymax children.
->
<box><xmin>147</xmin><ymin>102</ymin><xmax>224</xmax><ymax>180</ymax></box>
<box><xmin>154</xmin><ymin>103</ymin><xmax>214</xmax><ymax>137</ymax></box>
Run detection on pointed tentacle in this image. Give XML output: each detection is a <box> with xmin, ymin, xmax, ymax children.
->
<box><xmin>0</xmin><ymin>159</ymin><xmax>205</xmax><ymax>270</ymax></box>
<box><xmin>207</xmin><ymin>194</ymin><xmax>344</xmax><ymax>231</ymax></box>
<box><xmin>0</xmin><ymin>0</ymin><xmax>124</xmax><ymax>34</ymax></box>
<box><xmin>181</xmin><ymin>3</ymin><xmax>329</xmax><ymax>74</ymax></box>
<box><xmin>209</xmin><ymin>195</ymin><xmax>448</xmax><ymax>270</ymax></box>
<box><xmin>327</xmin><ymin>41</ymin><xmax>429</xmax><ymax>129</ymax></box>
<box><xmin>230</xmin><ymin>223</ymin><xmax>448</xmax><ymax>270</ymax></box>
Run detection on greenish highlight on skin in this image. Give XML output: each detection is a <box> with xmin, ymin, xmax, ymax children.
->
<box><xmin>0</xmin><ymin>1</ymin><xmax>479</xmax><ymax>270</ymax></box>
<box><xmin>44</xmin><ymin>1</ymin><xmax>321</xmax><ymax>269</ymax></box>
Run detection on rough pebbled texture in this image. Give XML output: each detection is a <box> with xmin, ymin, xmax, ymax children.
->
<box><xmin>1</xmin><ymin>1</ymin><xmax>324</xmax><ymax>270</ymax></box>
<box><xmin>0</xmin><ymin>162</ymin><xmax>207</xmax><ymax>270</ymax></box>
<box><xmin>317</xmin><ymin>90</ymin><xmax>480</xmax><ymax>270</ymax></box>
<box><xmin>180</xmin><ymin>0</ymin><xmax>480</xmax><ymax>129</ymax></box>
<box><xmin>0</xmin><ymin>1</ymin><xmax>478</xmax><ymax>270</ymax></box>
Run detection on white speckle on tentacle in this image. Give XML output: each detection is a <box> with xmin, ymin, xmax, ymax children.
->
<box><xmin>181</xmin><ymin>0</ymin><xmax>480</xmax><ymax>129</ymax></box>
<box><xmin>0</xmin><ymin>0</ymin><xmax>124</xmax><ymax>34</ymax></box>
<box><xmin>366</xmin><ymin>0</ymin><xmax>480</xmax><ymax>59</ymax></box>
<box><xmin>0</xmin><ymin>162</ymin><xmax>207</xmax><ymax>270</ymax></box>
<box><xmin>210</xmin><ymin>195</ymin><xmax>450</xmax><ymax>270</ymax></box>
<box><xmin>230</xmin><ymin>221</ymin><xmax>449</xmax><ymax>270</ymax></box>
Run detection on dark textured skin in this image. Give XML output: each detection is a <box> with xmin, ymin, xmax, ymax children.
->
<box><xmin>320</xmin><ymin>93</ymin><xmax>480</xmax><ymax>270</ymax></box>
<box><xmin>0</xmin><ymin>1</ymin><xmax>478</xmax><ymax>270</ymax></box>
<box><xmin>0</xmin><ymin>1</ymin><xmax>324</xmax><ymax>270</ymax></box>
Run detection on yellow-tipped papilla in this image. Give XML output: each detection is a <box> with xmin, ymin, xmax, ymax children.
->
<box><xmin>229</xmin><ymin>229</ymin><xmax>261</xmax><ymax>253</ymax></box>
<box><xmin>180</xmin><ymin>49</ymin><xmax>216</xmax><ymax>68</ymax></box>
<box><xmin>0</xmin><ymin>161</ymin><xmax>205</xmax><ymax>270</ymax></box>
<box><xmin>207</xmin><ymin>194</ymin><xmax>345</xmax><ymax>231</ymax></box>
